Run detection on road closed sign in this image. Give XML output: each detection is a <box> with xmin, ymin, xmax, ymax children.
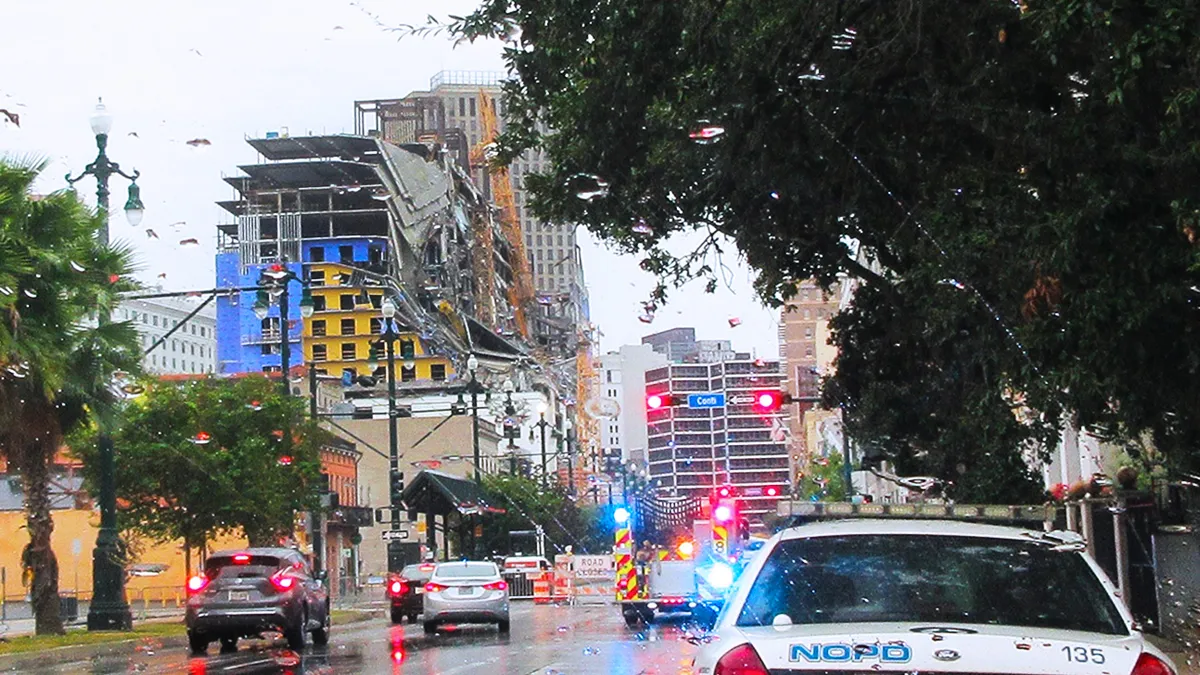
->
<box><xmin>573</xmin><ymin>555</ymin><xmax>615</xmax><ymax>579</ymax></box>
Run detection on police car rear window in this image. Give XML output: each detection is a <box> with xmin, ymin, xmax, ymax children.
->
<box><xmin>736</xmin><ymin>535</ymin><xmax>1128</xmax><ymax>635</ymax></box>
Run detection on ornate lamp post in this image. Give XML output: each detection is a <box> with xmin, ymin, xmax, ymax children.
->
<box><xmin>253</xmin><ymin>264</ymin><xmax>313</xmax><ymax>397</ymax></box>
<box><xmin>467</xmin><ymin>354</ymin><xmax>482</xmax><ymax>485</ymax></box>
<box><xmin>379</xmin><ymin>298</ymin><xmax>404</xmax><ymax>571</ymax></box>
<box><xmin>535</xmin><ymin>404</ymin><xmax>550</xmax><ymax>489</ymax></box>
<box><xmin>66</xmin><ymin>99</ymin><xmax>145</xmax><ymax>632</ymax></box>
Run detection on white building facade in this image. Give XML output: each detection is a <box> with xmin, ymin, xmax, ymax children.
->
<box><xmin>115</xmin><ymin>294</ymin><xmax>217</xmax><ymax>375</ymax></box>
<box><xmin>597</xmin><ymin>344</ymin><xmax>669</xmax><ymax>466</ymax></box>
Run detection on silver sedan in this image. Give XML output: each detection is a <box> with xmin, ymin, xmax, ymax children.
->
<box><xmin>421</xmin><ymin>561</ymin><xmax>510</xmax><ymax>634</ymax></box>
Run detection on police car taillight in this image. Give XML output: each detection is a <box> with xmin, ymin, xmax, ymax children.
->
<box><xmin>714</xmin><ymin>644</ymin><xmax>769</xmax><ymax>675</ymax></box>
<box><xmin>1131</xmin><ymin>653</ymin><xmax>1174</xmax><ymax>675</ymax></box>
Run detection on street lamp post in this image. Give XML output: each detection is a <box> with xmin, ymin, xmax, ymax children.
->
<box><xmin>502</xmin><ymin>382</ymin><xmax>518</xmax><ymax>475</ymax></box>
<box><xmin>467</xmin><ymin>355</ymin><xmax>481</xmax><ymax>485</ymax></box>
<box><xmin>254</xmin><ymin>265</ymin><xmax>314</xmax><ymax>396</ymax></box>
<box><xmin>380</xmin><ymin>298</ymin><xmax>403</xmax><ymax>571</ymax></box>
<box><xmin>67</xmin><ymin>99</ymin><xmax>145</xmax><ymax>632</ymax></box>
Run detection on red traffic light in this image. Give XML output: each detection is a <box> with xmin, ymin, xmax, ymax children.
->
<box><xmin>647</xmin><ymin>393</ymin><xmax>675</xmax><ymax>410</ymax></box>
<box><xmin>717</xmin><ymin>485</ymin><xmax>733</xmax><ymax>498</ymax></box>
<box><xmin>713</xmin><ymin>504</ymin><xmax>734</xmax><ymax>522</ymax></box>
<box><xmin>764</xmin><ymin>486</ymin><xmax>780</xmax><ymax>497</ymax></box>
<box><xmin>753</xmin><ymin>391</ymin><xmax>783</xmax><ymax>411</ymax></box>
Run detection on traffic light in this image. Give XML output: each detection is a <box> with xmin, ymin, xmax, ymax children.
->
<box><xmin>752</xmin><ymin>390</ymin><xmax>793</xmax><ymax>412</ymax></box>
<box><xmin>646</xmin><ymin>393</ymin><xmax>679</xmax><ymax>410</ymax></box>
<box><xmin>390</xmin><ymin>469</ymin><xmax>405</xmax><ymax>505</ymax></box>
<box><xmin>613</xmin><ymin>507</ymin><xmax>631</xmax><ymax>525</ymax></box>
<box><xmin>764</xmin><ymin>485</ymin><xmax>781</xmax><ymax>498</ymax></box>
<box><xmin>712</xmin><ymin>494</ymin><xmax>738</xmax><ymax>556</ymax></box>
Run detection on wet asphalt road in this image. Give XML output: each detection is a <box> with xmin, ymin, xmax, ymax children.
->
<box><xmin>12</xmin><ymin>603</ymin><xmax>704</xmax><ymax>675</ymax></box>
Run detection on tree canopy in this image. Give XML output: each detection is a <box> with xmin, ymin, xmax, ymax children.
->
<box><xmin>436</xmin><ymin>0</ymin><xmax>1200</xmax><ymax>498</ymax></box>
<box><xmin>74</xmin><ymin>376</ymin><xmax>325</xmax><ymax>550</ymax></box>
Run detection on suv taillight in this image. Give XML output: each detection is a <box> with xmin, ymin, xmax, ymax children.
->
<box><xmin>186</xmin><ymin>575</ymin><xmax>209</xmax><ymax>594</ymax></box>
<box><xmin>425</xmin><ymin>582</ymin><xmax>448</xmax><ymax>593</ymax></box>
<box><xmin>714</xmin><ymin>644</ymin><xmax>770</xmax><ymax>675</ymax></box>
<box><xmin>389</xmin><ymin>579</ymin><xmax>408</xmax><ymax>596</ymax></box>
<box><xmin>270</xmin><ymin>573</ymin><xmax>296</xmax><ymax>592</ymax></box>
<box><xmin>483</xmin><ymin>580</ymin><xmax>508</xmax><ymax>591</ymax></box>
<box><xmin>1131</xmin><ymin>653</ymin><xmax>1175</xmax><ymax>675</ymax></box>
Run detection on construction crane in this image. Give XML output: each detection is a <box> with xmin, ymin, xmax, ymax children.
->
<box><xmin>470</xmin><ymin>89</ymin><xmax>535</xmax><ymax>338</ymax></box>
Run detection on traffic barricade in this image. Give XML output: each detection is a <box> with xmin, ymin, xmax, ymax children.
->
<box><xmin>532</xmin><ymin>572</ymin><xmax>553</xmax><ymax>604</ymax></box>
<box><xmin>571</xmin><ymin>554</ymin><xmax>616</xmax><ymax>605</ymax></box>
<box><xmin>553</xmin><ymin>554</ymin><xmax>573</xmax><ymax>601</ymax></box>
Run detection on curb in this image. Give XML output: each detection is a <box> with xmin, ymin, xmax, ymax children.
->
<box><xmin>0</xmin><ymin>609</ymin><xmax>380</xmax><ymax>671</ymax></box>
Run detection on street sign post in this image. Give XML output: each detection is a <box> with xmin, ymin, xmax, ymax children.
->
<box><xmin>380</xmin><ymin>530</ymin><xmax>410</xmax><ymax>541</ymax></box>
<box><xmin>687</xmin><ymin>393</ymin><xmax>726</xmax><ymax>409</ymax></box>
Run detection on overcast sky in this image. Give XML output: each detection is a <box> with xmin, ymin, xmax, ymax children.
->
<box><xmin>0</xmin><ymin>0</ymin><xmax>780</xmax><ymax>359</ymax></box>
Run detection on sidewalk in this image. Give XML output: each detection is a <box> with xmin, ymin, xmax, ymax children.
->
<box><xmin>1147</xmin><ymin>634</ymin><xmax>1198</xmax><ymax>675</ymax></box>
<box><xmin>1</xmin><ymin>608</ymin><xmax>182</xmax><ymax>639</ymax></box>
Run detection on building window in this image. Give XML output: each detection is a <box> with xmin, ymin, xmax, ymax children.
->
<box><xmin>172</xmin><ymin>358</ymin><xmax>177</xmax><ymax>368</ymax></box>
<box><xmin>310</xmin><ymin>270</ymin><xmax>325</xmax><ymax>287</ymax></box>
<box><xmin>400</xmin><ymin>340</ymin><xmax>415</xmax><ymax>359</ymax></box>
<box><xmin>153</xmin><ymin>316</ymin><xmax>159</xmax><ymax>326</ymax></box>
<box><xmin>370</xmin><ymin>318</ymin><xmax>382</xmax><ymax>334</ymax></box>
<box><xmin>309</xmin><ymin>247</ymin><xmax>325</xmax><ymax>262</ymax></box>
<box><xmin>340</xmin><ymin>294</ymin><xmax>355</xmax><ymax>311</ymax></box>
<box><xmin>341</xmin><ymin>343</ymin><xmax>357</xmax><ymax>361</ymax></box>
<box><xmin>805</xmin><ymin>347</ymin><xmax>814</xmax><ymax>357</ymax></box>
<box><xmin>401</xmin><ymin>364</ymin><xmax>416</xmax><ymax>382</ymax></box>
<box><xmin>312</xmin><ymin>320</ymin><xmax>326</xmax><ymax>337</ymax></box>
<box><xmin>459</xmin><ymin>97</ymin><xmax>465</xmax><ymax>116</ymax></box>
<box><xmin>803</xmin><ymin>309</ymin><xmax>811</xmax><ymax>319</ymax></box>
<box><xmin>341</xmin><ymin>318</ymin><xmax>356</xmax><ymax>335</ymax></box>
<box><xmin>368</xmin><ymin>246</ymin><xmax>382</xmax><ymax>267</ymax></box>
<box><xmin>339</xmin><ymin>245</ymin><xmax>354</xmax><ymax>263</ymax></box>
<box><xmin>372</xmin><ymin>342</ymin><xmax>386</xmax><ymax>361</ymax></box>
<box><xmin>311</xmin><ymin>295</ymin><xmax>326</xmax><ymax>312</ymax></box>
<box><xmin>430</xmin><ymin>363</ymin><xmax>446</xmax><ymax>381</ymax></box>
<box><xmin>370</xmin><ymin>294</ymin><xmax>382</xmax><ymax>309</ymax></box>
<box><xmin>804</xmin><ymin>328</ymin><xmax>813</xmax><ymax>339</ymax></box>
<box><xmin>313</xmin><ymin>344</ymin><xmax>327</xmax><ymax>361</ymax></box>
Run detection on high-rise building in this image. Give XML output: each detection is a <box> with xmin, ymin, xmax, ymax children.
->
<box><xmin>644</xmin><ymin>358</ymin><xmax>789</xmax><ymax>517</ymax></box>
<box><xmin>778</xmin><ymin>280</ymin><xmax>840</xmax><ymax>449</ymax></box>
<box><xmin>110</xmin><ymin>294</ymin><xmax>217</xmax><ymax>375</ymax></box>
<box><xmin>641</xmin><ymin>327</ymin><xmax>741</xmax><ymax>364</ymax></box>
<box><xmin>354</xmin><ymin>72</ymin><xmax>590</xmax><ymax>350</ymax></box>
<box><xmin>597</xmin><ymin>344</ymin><xmax>669</xmax><ymax>466</ymax></box>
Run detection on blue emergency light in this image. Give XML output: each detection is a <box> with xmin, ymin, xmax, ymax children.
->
<box><xmin>613</xmin><ymin>507</ymin><xmax>630</xmax><ymax>525</ymax></box>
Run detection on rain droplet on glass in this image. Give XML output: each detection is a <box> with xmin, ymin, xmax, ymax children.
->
<box><xmin>70</xmin><ymin>261</ymin><xmax>86</xmax><ymax>273</ymax></box>
<box><xmin>190</xmin><ymin>431</ymin><xmax>212</xmax><ymax>445</ymax></box>
<box><xmin>798</xmin><ymin>64</ymin><xmax>825</xmax><ymax>81</ymax></box>
<box><xmin>688</xmin><ymin>121</ymin><xmax>726</xmax><ymax>144</ymax></box>
<box><xmin>567</xmin><ymin>173</ymin><xmax>610</xmax><ymax>201</ymax></box>
<box><xmin>632</xmin><ymin>219</ymin><xmax>653</xmax><ymax>236</ymax></box>
<box><xmin>23</xmin><ymin>288</ymin><xmax>36</xmax><ymax>298</ymax></box>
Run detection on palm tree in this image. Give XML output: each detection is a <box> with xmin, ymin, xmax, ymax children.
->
<box><xmin>0</xmin><ymin>155</ymin><xmax>141</xmax><ymax>634</ymax></box>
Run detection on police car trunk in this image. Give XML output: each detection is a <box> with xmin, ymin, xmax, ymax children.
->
<box><xmin>694</xmin><ymin>520</ymin><xmax>1175</xmax><ymax>675</ymax></box>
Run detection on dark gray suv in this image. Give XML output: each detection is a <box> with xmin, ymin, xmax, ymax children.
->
<box><xmin>185</xmin><ymin>548</ymin><xmax>329</xmax><ymax>654</ymax></box>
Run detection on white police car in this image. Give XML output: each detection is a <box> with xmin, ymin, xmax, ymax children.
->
<box><xmin>694</xmin><ymin>519</ymin><xmax>1176</xmax><ymax>675</ymax></box>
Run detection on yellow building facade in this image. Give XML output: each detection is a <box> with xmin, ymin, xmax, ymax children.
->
<box><xmin>303</xmin><ymin>261</ymin><xmax>453</xmax><ymax>382</ymax></box>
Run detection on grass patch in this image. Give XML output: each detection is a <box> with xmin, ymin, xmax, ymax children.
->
<box><xmin>0</xmin><ymin>621</ymin><xmax>186</xmax><ymax>656</ymax></box>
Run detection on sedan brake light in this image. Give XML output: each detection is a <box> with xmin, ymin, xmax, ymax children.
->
<box><xmin>389</xmin><ymin>579</ymin><xmax>408</xmax><ymax>595</ymax></box>
<box><xmin>482</xmin><ymin>580</ymin><xmax>507</xmax><ymax>591</ymax></box>
<box><xmin>1131</xmin><ymin>653</ymin><xmax>1175</xmax><ymax>675</ymax></box>
<box><xmin>270</xmin><ymin>573</ymin><xmax>296</xmax><ymax>592</ymax></box>
<box><xmin>714</xmin><ymin>644</ymin><xmax>770</xmax><ymax>675</ymax></box>
<box><xmin>425</xmin><ymin>582</ymin><xmax>448</xmax><ymax>593</ymax></box>
<box><xmin>186</xmin><ymin>575</ymin><xmax>209</xmax><ymax>594</ymax></box>
<box><xmin>232</xmin><ymin>553</ymin><xmax>251</xmax><ymax>564</ymax></box>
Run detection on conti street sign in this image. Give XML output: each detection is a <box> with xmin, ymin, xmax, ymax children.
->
<box><xmin>380</xmin><ymin>530</ymin><xmax>410</xmax><ymax>541</ymax></box>
<box><xmin>687</xmin><ymin>393</ymin><xmax>726</xmax><ymax>409</ymax></box>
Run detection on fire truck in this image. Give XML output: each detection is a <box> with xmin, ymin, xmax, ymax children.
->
<box><xmin>613</xmin><ymin>486</ymin><xmax>750</xmax><ymax>628</ymax></box>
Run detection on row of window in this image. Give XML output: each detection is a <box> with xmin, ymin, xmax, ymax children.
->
<box><xmin>308</xmin><ymin>317</ymin><xmax>384</xmax><ymax>337</ymax></box>
<box><xmin>306</xmin><ymin>244</ymin><xmax>384</xmax><ymax>265</ymax></box>
<box><xmin>148</xmin><ymin>353</ymin><xmax>212</xmax><ymax>373</ymax></box>
<box><xmin>309</xmin><ymin>341</ymin><xmax>421</xmax><ymax>364</ymax></box>
<box><xmin>304</xmin><ymin>292</ymin><xmax>383</xmax><ymax>313</ymax></box>
<box><xmin>119</xmin><ymin>308</ymin><xmax>211</xmax><ymax>338</ymax></box>
<box><xmin>141</xmin><ymin>333</ymin><xmax>211</xmax><ymax>359</ymax></box>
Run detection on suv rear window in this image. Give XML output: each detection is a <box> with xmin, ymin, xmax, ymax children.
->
<box><xmin>435</xmin><ymin>562</ymin><xmax>498</xmax><ymax>578</ymax></box>
<box><xmin>400</xmin><ymin>564</ymin><xmax>435</xmax><ymax>581</ymax></box>
<box><xmin>206</xmin><ymin>555</ymin><xmax>283</xmax><ymax>579</ymax></box>
<box><xmin>736</xmin><ymin>535</ymin><xmax>1128</xmax><ymax>636</ymax></box>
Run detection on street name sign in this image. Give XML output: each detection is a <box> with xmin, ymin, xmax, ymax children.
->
<box><xmin>380</xmin><ymin>530</ymin><xmax>410</xmax><ymax>541</ymax></box>
<box><xmin>687</xmin><ymin>393</ymin><xmax>726</xmax><ymax>409</ymax></box>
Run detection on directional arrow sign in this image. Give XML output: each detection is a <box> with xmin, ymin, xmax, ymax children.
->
<box><xmin>729</xmin><ymin>394</ymin><xmax>755</xmax><ymax>405</ymax></box>
<box><xmin>381</xmin><ymin>530</ymin><xmax>410</xmax><ymax>541</ymax></box>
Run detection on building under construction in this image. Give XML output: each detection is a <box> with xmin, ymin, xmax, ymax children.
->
<box><xmin>214</xmin><ymin>131</ymin><xmax>525</xmax><ymax>387</ymax></box>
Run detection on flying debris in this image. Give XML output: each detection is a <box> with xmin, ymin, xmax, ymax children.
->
<box><xmin>146</xmin><ymin>229</ymin><xmax>158</xmax><ymax>239</ymax></box>
<box><xmin>185</xmin><ymin>138</ymin><xmax>211</xmax><ymax>147</ymax></box>
<box><xmin>638</xmin><ymin>313</ymin><xmax>655</xmax><ymax>324</ymax></box>
<box><xmin>728</xmin><ymin>316</ymin><xmax>743</xmax><ymax>328</ymax></box>
<box><xmin>0</xmin><ymin>109</ymin><xmax>20</xmax><ymax>127</ymax></box>
<box><xmin>179</xmin><ymin>238</ymin><xmax>200</xmax><ymax>247</ymax></box>
<box><xmin>189</xmin><ymin>48</ymin><xmax>203</xmax><ymax>56</ymax></box>
<box><xmin>168</xmin><ymin>221</ymin><xmax>186</xmax><ymax>228</ymax></box>
<box><xmin>157</xmin><ymin>273</ymin><xmax>167</xmax><ymax>280</ymax></box>
<box><xmin>128</xmin><ymin>132</ymin><xmax>139</xmax><ymax>138</ymax></box>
